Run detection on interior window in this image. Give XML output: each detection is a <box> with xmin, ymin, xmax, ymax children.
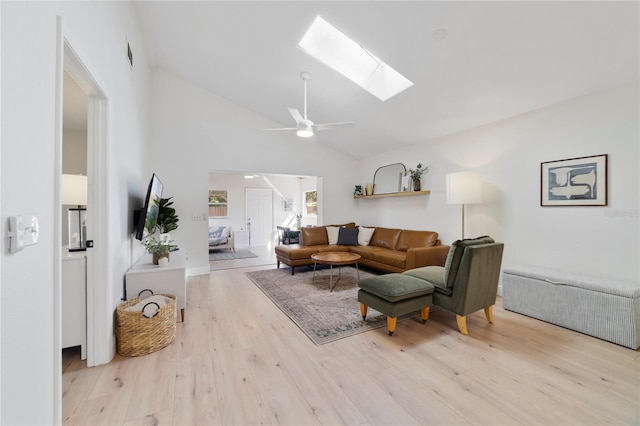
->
<box><xmin>304</xmin><ymin>190</ymin><xmax>317</xmax><ymax>217</ymax></box>
<box><xmin>209</xmin><ymin>190</ymin><xmax>228</xmax><ymax>217</ymax></box>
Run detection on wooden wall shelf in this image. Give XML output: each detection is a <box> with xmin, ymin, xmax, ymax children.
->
<box><xmin>354</xmin><ymin>190</ymin><xmax>430</xmax><ymax>199</ymax></box>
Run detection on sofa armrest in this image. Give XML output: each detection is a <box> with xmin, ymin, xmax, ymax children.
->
<box><xmin>405</xmin><ymin>245</ymin><xmax>450</xmax><ymax>269</ymax></box>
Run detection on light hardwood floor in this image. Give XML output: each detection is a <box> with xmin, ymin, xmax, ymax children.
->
<box><xmin>63</xmin><ymin>261</ymin><xmax>640</xmax><ymax>425</ymax></box>
<box><xmin>209</xmin><ymin>245</ymin><xmax>278</xmax><ymax>271</ymax></box>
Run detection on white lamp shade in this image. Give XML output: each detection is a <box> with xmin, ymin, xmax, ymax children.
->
<box><xmin>446</xmin><ymin>171</ymin><xmax>482</xmax><ymax>205</ymax></box>
<box><xmin>62</xmin><ymin>174</ymin><xmax>88</xmax><ymax>205</ymax></box>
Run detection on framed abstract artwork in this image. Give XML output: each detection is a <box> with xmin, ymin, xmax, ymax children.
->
<box><xmin>540</xmin><ymin>154</ymin><xmax>608</xmax><ymax>206</ymax></box>
<box><xmin>283</xmin><ymin>197</ymin><xmax>293</xmax><ymax>212</ymax></box>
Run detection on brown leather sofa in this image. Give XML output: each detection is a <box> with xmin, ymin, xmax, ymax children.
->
<box><xmin>274</xmin><ymin>224</ymin><xmax>450</xmax><ymax>275</ymax></box>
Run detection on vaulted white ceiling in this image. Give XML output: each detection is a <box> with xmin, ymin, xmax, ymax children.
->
<box><xmin>136</xmin><ymin>1</ymin><xmax>639</xmax><ymax>159</ymax></box>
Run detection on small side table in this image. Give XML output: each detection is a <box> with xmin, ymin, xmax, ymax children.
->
<box><xmin>311</xmin><ymin>252</ymin><xmax>361</xmax><ymax>291</ymax></box>
<box><xmin>125</xmin><ymin>250</ymin><xmax>186</xmax><ymax>322</ymax></box>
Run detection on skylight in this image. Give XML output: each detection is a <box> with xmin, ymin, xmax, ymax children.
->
<box><xmin>298</xmin><ymin>16</ymin><xmax>413</xmax><ymax>101</ymax></box>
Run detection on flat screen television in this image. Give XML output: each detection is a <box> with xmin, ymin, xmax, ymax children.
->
<box><xmin>135</xmin><ymin>173</ymin><xmax>164</xmax><ymax>240</ymax></box>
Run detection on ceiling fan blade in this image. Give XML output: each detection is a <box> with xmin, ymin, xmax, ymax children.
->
<box><xmin>314</xmin><ymin>122</ymin><xmax>354</xmax><ymax>131</ymax></box>
<box><xmin>287</xmin><ymin>108</ymin><xmax>304</xmax><ymax>124</ymax></box>
<box><xmin>261</xmin><ymin>127</ymin><xmax>297</xmax><ymax>131</ymax></box>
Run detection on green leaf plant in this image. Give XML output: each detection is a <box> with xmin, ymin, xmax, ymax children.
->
<box><xmin>156</xmin><ymin>197</ymin><xmax>179</xmax><ymax>234</ymax></box>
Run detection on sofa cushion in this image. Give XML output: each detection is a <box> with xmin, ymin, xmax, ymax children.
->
<box><xmin>209</xmin><ymin>236</ymin><xmax>227</xmax><ymax>246</ymax></box>
<box><xmin>358</xmin><ymin>227</ymin><xmax>375</xmax><ymax>246</ymax></box>
<box><xmin>358</xmin><ymin>274</ymin><xmax>434</xmax><ymax>302</ymax></box>
<box><xmin>370</xmin><ymin>227</ymin><xmax>402</xmax><ymax>250</ymax></box>
<box><xmin>317</xmin><ymin>245</ymin><xmax>350</xmax><ymax>253</ymax></box>
<box><xmin>396</xmin><ymin>230</ymin><xmax>438</xmax><ymax>251</ymax></box>
<box><xmin>371</xmin><ymin>250</ymin><xmax>406</xmax><ymax>270</ymax></box>
<box><xmin>326</xmin><ymin>226</ymin><xmax>340</xmax><ymax>245</ymax></box>
<box><xmin>300</xmin><ymin>227</ymin><xmax>329</xmax><ymax>246</ymax></box>
<box><xmin>337</xmin><ymin>227</ymin><xmax>359</xmax><ymax>245</ymax></box>
<box><xmin>444</xmin><ymin>236</ymin><xmax>495</xmax><ymax>288</ymax></box>
<box><xmin>403</xmin><ymin>266</ymin><xmax>448</xmax><ymax>292</ymax></box>
<box><xmin>221</xmin><ymin>226</ymin><xmax>231</xmax><ymax>238</ymax></box>
<box><xmin>348</xmin><ymin>245</ymin><xmax>385</xmax><ymax>260</ymax></box>
<box><xmin>275</xmin><ymin>245</ymin><xmax>321</xmax><ymax>260</ymax></box>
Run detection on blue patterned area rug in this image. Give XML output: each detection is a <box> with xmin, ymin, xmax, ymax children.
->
<box><xmin>245</xmin><ymin>267</ymin><xmax>419</xmax><ymax>345</ymax></box>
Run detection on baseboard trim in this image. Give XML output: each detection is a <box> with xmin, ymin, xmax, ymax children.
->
<box><xmin>187</xmin><ymin>265</ymin><xmax>211</xmax><ymax>276</ymax></box>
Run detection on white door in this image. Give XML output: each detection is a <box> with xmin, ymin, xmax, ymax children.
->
<box><xmin>246</xmin><ymin>188</ymin><xmax>273</xmax><ymax>247</ymax></box>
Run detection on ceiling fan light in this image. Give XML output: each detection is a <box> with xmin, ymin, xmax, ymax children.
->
<box><xmin>296</xmin><ymin>127</ymin><xmax>314</xmax><ymax>138</ymax></box>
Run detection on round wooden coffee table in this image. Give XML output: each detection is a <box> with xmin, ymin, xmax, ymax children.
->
<box><xmin>311</xmin><ymin>252</ymin><xmax>361</xmax><ymax>292</ymax></box>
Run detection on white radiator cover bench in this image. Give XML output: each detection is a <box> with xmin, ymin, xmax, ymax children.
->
<box><xmin>502</xmin><ymin>266</ymin><xmax>640</xmax><ymax>349</ymax></box>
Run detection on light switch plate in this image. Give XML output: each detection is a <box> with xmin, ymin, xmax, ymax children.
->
<box><xmin>8</xmin><ymin>215</ymin><xmax>39</xmax><ymax>253</ymax></box>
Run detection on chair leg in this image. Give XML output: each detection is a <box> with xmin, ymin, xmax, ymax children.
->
<box><xmin>484</xmin><ymin>305</ymin><xmax>494</xmax><ymax>323</ymax></box>
<box><xmin>360</xmin><ymin>303</ymin><xmax>368</xmax><ymax>320</ymax></box>
<box><xmin>387</xmin><ymin>317</ymin><xmax>397</xmax><ymax>336</ymax></box>
<box><xmin>456</xmin><ymin>315</ymin><xmax>469</xmax><ymax>335</ymax></box>
<box><xmin>420</xmin><ymin>307</ymin><xmax>430</xmax><ymax>324</ymax></box>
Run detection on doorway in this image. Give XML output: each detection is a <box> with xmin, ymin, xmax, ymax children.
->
<box><xmin>246</xmin><ymin>188</ymin><xmax>273</xmax><ymax>246</ymax></box>
<box><xmin>56</xmin><ymin>19</ymin><xmax>110</xmax><ymax>379</ymax></box>
<box><xmin>207</xmin><ymin>171</ymin><xmax>320</xmax><ymax>251</ymax></box>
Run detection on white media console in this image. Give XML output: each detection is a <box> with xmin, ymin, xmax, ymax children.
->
<box><xmin>125</xmin><ymin>250</ymin><xmax>187</xmax><ymax>322</ymax></box>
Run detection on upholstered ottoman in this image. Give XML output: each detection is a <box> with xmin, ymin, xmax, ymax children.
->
<box><xmin>358</xmin><ymin>274</ymin><xmax>434</xmax><ymax>335</ymax></box>
<box><xmin>503</xmin><ymin>266</ymin><xmax>640</xmax><ymax>349</ymax></box>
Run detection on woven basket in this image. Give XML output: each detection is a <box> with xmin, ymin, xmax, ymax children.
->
<box><xmin>116</xmin><ymin>293</ymin><xmax>176</xmax><ymax>357</ymax></box>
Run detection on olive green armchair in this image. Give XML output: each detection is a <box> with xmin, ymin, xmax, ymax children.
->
<box><xmin>403</xmin><ymin>236</ymin><xmax>504</xmax><ymax>335</ymax></box>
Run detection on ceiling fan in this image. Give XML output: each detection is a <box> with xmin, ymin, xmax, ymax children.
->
<box><xmin>264</xmin><ymin>71</ymin><xmax>353</xmax><ymax>138</ymax></box>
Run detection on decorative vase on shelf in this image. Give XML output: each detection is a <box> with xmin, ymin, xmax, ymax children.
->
<box><xmin>409</xmin><ymin>163</ymin><xmax>427</xmax><ymax>192</ymax></box>
<box><xmin>152</xmin><ymin>251</ymin><xmax>170</xmax><ymax>265</ymax></box>
<box><xmin>143</xmin><ymin>237</ymin><xmax>173</xmax><ymax>265</ymax></box>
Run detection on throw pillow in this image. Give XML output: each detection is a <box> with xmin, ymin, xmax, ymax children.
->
<box><xmin>209</xmin><ymin>226</ymin><xmax>225</xmax><ymax>238</ymax></box>
<box><xmin>300</xmin><ymin>226</ymin><xmax>329</xmax><ymax>246</ymax></box>
<box><xmin>221</xmin><ymin>226</ymin><xmax>231</xmax><ymax>238</ymax></box>
<box><xmin>326</xmin><ymin>226</ymin><xmax>340</xmax><ymax>245</ymax></box>
<box><xmin>337</xmin><ymin>227</ymin><xmax>359</xmax><ymax>246</ymax></box>
<box><xmin>358</xmin><ymin>227</ymin><xmax>375</xmax><ymax>246</ymax></box>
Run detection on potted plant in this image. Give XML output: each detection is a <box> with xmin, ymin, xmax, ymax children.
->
<box><xmin>409</xmin><ymin>163</ymin><xmax>428</xmax><ymax>191</ymax></box>
<box><xmin>353</xmin><ymin>185</ymin><xmax>363</xmax><ymax>197</ymax></box>
<box><xmin>142</xmin><ymin>237</ymin><xmax>172</xmax><ymax>265</ymax></box>
<box><xmin>156</xmin><ymin>197</ymin><xmax>179</xmax><ymax>234</ymax></box>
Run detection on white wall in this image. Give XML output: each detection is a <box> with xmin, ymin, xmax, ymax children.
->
<box><xmin>150</xmin><ymin>69</ymin><xmax>360</xmax><ymax>273</ymax></box>
<box><xmin>264</xmin><ymin>174</ymin><xmax>307</xmax><ymax>228</ymax></box>
<box><xmin>358</xmin><ymin>82</ymin><xmax>639</xmax><ymax>283</ymax></box>
<box><xmin>1</xmin><ymin>2</ymin><xmax>151</xmax><ymax>424</ymax></box>
<box><xmin>62</xmin><ymin>129</ymin><xmax>87</xmax><ymax>174</ymax></box>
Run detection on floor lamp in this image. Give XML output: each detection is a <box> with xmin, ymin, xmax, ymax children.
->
<box><xmin>446</xmin><ymin>171</ymin><xmax>482</xmax><ymax>239</ymax></box>
<box><xmin>62</xmin><ymin>174</ymin><xmax>88</xmax><ymax>251</ymax></box>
